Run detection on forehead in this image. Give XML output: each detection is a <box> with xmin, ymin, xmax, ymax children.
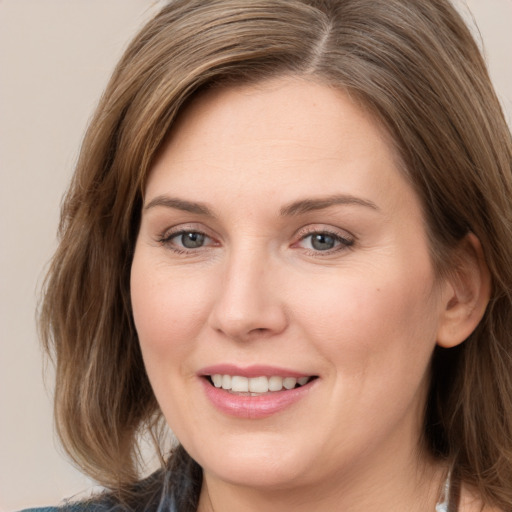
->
<box><xmin>161</xmin><ymin>77</ymin><xmax>395</xmax><ymax>160</ymax></box>
<box><xmin>146</xmin><ymin>77</ymin><xmax>415</xmax><ymax>218</ymax></box>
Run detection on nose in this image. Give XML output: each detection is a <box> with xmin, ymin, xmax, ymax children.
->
<box><xmin>208</xmin><ymin>246</ymin><xmax>288</xmax><ymax>342</ymax></box>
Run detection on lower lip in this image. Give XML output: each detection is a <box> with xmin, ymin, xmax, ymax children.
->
<box><xmin>200</xmin><ymin>378</ymin><xmax>315</xmax><ymax>419</ymax></box>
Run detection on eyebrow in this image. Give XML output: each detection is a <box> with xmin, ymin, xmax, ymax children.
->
<box><xmin>279</xmin><ymin>194</ymin><xmax>379</xmax><ymax>216</ymax></box>
<box><xmin>144</xmin><ymin>196</ymin><xmax>215</xmax><ymax>216</ymax></box>
<box><xmin>144</xmin><ymin>193</ymin><xmax>379</xmax><ymax>217</ymax></box>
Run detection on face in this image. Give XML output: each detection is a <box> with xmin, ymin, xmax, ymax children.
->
<box><xmin>131</xmin><ymin>78</ymin><xmax>450</xmax><ymax>492</ymax></box>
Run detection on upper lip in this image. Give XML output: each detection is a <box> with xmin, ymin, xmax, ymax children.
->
<box><xmin>198</xmin><ymin>364</ymin><xmax>314</xmax><ymax>379</ymax></box>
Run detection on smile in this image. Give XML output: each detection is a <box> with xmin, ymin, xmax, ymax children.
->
<box><xmin>200</xmin><ymin>368</ymin><xmax>318</xmax><ymax>418</ymax></box>
<box><xmin>208</xmin><ymin>374</ymin><xmax>315</xmax><ymax>394</ymax></box>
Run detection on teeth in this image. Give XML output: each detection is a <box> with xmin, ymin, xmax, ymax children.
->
<box><xmin>221</xmin><ymin>374</ymin><xmax>231</xmax><ymax>390</ymax></box>
<box><xmin>268</xmin><ymin>376</ymin><xmax>283</xmax><ymax>391</ymax></box>
<box><xmin>283</xmin><ymin>377</ymin><xmax>297</xmax><ymax>390</ymax></box>
<box><xmin>249</xmin><ymin>376</ymin><xmax>269</xmax><ymax>393</ymax></box>
<box><xmin>210</xmin><ymin>374</ymin><xmax>312</xmax><ymax>393</ymax></box>
<box><xmin>231</xmin><ymin>376</ymin><xmax>249</xmax><ymax>392</ymax></box>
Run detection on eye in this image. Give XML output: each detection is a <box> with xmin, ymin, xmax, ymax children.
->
<box><xmin>160</xmin><ymin>229</ymin><xmax>214</xmax><ymax>251</ymax></box>
<box><xmin>176</xmin><ymin>231</ymin><xmax>207</xmax><ymax>249</ymax></box>
<box><xmin>296</xmin><ymin>230</ymin><xmax>354</xmax><ymax>253</ymax></box>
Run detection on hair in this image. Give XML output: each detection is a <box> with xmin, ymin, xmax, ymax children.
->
<box><xmin>40</xmin><ymin>0</ymin><xmax>512</xmax><ymax>509</ymax></box>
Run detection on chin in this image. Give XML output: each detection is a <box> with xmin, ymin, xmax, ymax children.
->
<box><xmin>205</xmin><ymin>459</ymin><xmax>308</xmax><ymax>490</ymax></box>
<box><xmin>190</xmin><ymin>435</ymin><xmax>316</xmax><ymax>489</ymax></box>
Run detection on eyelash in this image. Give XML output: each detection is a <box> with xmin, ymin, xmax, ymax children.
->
<box><xmin>294</xmin><ymin>228</ymin><xmax>354</xmax><ymax>255</ymax></box>
<box><xmin>157</xmin><ymin>227</ymin><xmax>354</xmax><ymax>255</ymax></box>
<box><xmin>158</xmin><ymin>228</ymin><xmax>217</xmax><ymax>254</ymax></box>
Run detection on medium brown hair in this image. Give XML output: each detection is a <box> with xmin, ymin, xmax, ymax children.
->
<box><xmin>40</xmin><ymin>0</ymin><xmax>512</xmax><ymax>508</ymax></box>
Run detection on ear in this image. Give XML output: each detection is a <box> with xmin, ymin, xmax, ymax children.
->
<box><xmin>436</xmin><ymin>233</ymin><xmax>492</xmax><ymax>348</ymax></box>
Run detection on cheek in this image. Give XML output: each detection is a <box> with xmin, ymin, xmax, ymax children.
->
<box><xmin>294</xmin><ymin>268</ymin><xmax>441</xmax><ymax>446</ymax></box>
<box><xmin>130</xmin><ymin>254</ymin><xmax>212</xmax><ymax>364</ymax></box>
<box><xmin>292</xmin><ymin>264</ymin><xmax>440</xmax><ymax>375</ymax></box>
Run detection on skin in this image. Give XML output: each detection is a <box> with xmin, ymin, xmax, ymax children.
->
<box><xmin>131</xmin><ymin>77</ymin><xmax>485</xmax><ymax>511</ymax></box>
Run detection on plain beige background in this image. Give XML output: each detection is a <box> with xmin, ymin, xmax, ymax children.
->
<box><xmin>0</xmin><ymin>1</ymin><xmax>510</xmax><ymax>510</ymax></box>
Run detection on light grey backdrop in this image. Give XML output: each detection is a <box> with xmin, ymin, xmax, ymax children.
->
<box><xmin>1</xmin><ymin>1</ymin><xmax>510</xmax><ymax>510</ymax></box>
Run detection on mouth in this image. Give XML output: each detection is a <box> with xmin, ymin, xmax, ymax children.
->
<box><xmin>199</xmin><ymin>367</ymin><xmax>319</xmax><ymax>418</ymax></box>
<box><xmin>204</xmin><ymin>374</ymin><xmax>318</xmax><ymax>395</ymax></box>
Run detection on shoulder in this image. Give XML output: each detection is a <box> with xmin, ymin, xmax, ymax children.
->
<box><xmin>19</xmin><ymin>468</ymin><xmax>174</xmax><ymax>512</ymax></box>
<box><xmin>19</xmin><ymin>509</ymin><xmax>61</xmax><ymax>512</ymax></box>
<box><xmin>20</xmin><ymin>503</ymin><xmax>114</xmax><ymax>512</ymax></box>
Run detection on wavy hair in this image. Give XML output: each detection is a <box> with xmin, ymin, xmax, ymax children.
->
<box><xmin>40</xmin><ymin>0</ymin><xmax>512</xmax><ymax>509</ymax></box>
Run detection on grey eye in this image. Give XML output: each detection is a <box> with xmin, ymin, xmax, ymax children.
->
<box><xmin>179</xmin><ymin>232</ymin><xmax>206</xmax><ymax>249</ymax></box>
<box><xmin>160</xmin><ymin>228</ymin><xmax>216</xmax><ymax>253</ymax></box>
<box><xmin>310</xmin><ymin>233</ymin><xmax>337</xmax><ymax>251</ymax></box>
<box><xmin>297</xmin><ymin>230</ymin><xmax>353</xmax><ymax>253</ymax></box>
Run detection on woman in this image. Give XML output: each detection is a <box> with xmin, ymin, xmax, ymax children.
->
<box><xmin>36</xmin><ymin>0</ymin><xmax>512</xmax><ymax>510</ymax></box>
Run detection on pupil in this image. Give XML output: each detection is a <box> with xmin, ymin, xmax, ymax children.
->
<box><xmin>182</xmin><ymin>232</ymin><xmax>205</xmax><ymax>248</ymax></box>
<box><xmin>312</xmin><ymin>233</ymin><xmax>335</xmax><ymax>251</ymax></box>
